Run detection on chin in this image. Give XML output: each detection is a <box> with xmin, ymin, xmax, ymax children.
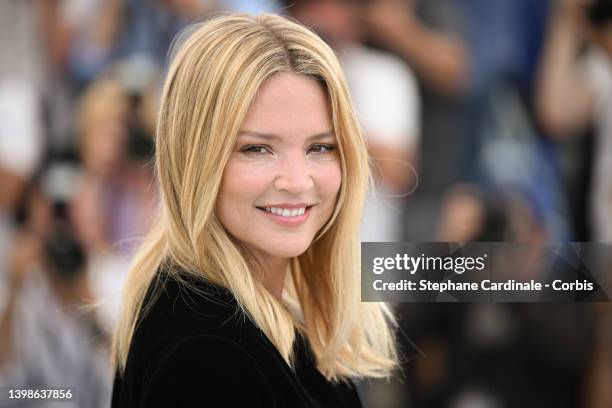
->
<box><xmin>259</xmin><ymin>239</ymin><xmax>312</xmax><ymax>259</ymax></box>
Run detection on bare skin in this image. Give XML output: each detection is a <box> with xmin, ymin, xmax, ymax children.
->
<box><xmin>364</xmin><ymin>0</ymin><xmax>469</xmax><ymax>95</ymax></box>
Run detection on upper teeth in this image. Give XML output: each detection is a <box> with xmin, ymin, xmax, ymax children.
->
<box><xmin>264</xmin><ymin>207</ymin><xmax>306</xmax><ymax>217</ymax></box>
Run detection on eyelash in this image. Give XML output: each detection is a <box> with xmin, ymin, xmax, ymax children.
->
<box><xmin>239</xmin><ymin>144</ymin><xmax>337</xmax><ymax>156</ymax></box>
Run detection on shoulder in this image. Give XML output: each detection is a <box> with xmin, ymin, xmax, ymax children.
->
<box><xmin>118</xmin><ymin>271</ymin><xmax>280</xmax><ymax>407</ymax></box>
<box><xmin>131</xmin><ymin>271</ymin><xmax>253</xmax><ymax>356</ymax></box>
<box><xmin>140</xmin><ymin>334</ymin><xmax>275</xmax><ymax>407</ymax></box>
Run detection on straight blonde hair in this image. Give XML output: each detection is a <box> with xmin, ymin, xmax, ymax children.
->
<box><xmin>112</xmin><ymin>13</ymin><xmax>398</xmax><ymax>381</ymax></box>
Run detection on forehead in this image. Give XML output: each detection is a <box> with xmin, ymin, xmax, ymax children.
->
<box><xmin>239</xmin><ymin>72</ymin><xmax>332</xmax><ymax>139</ymax></box>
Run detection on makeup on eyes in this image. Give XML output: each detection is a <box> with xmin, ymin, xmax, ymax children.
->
<box><xmin>238</xmin><ymin>143</ymin><xmax>337</xmax><ymax>156</ymax></box>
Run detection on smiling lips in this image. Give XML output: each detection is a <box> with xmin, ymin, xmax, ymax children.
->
<box><xmin>255</xmin><ymin>204</ymin><xmax>314</xmax><ymax>226</ymax></box>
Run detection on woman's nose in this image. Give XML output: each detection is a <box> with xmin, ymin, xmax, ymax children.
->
<box><xmin>273</xmin><ymin>153</ymin><xmax>314</xmax><ymax>193</ymax></box>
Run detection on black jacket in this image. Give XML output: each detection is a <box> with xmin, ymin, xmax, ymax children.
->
<box><xmin>111</xmin><ymin>271</ymin><xmax>362</xmax><ymax>407</ymax></box>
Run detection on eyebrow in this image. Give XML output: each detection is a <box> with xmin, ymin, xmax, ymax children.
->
<box><xmin>237</xmin><ymin>130</ymin><xmax>335</xmax><ymax>142</ymax></box>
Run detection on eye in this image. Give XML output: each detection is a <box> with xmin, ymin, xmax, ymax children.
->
<box><xmin>308</xmin><ymin>143</ymin><xmax>337</xmax><ymax>154</ymax></box>
<box><xmin>240</xmin><ymin>145</ymin><xmax>272</xmax><ymax>155</ymax></box>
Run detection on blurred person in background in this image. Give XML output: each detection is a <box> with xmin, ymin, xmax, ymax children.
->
<box><xmin>57</xmin><ymin>0</ymin><xmax>278</xmax><ymax>89</ymax></box>
<box><xmin>58</xmin><ymin>0</ymin><xmax>217</xmax><ymax>87</ymax></box>
<box><xmin>363</xmin><ymin>0</ymin><xmax>469</xmax><ymax>95</ymax></box>
<box><xmin>0</xmin><ymin>165</ymin><xmax>111</xmax><ymax>408</ymax></box>
<box><xmin>70</xmin><ymin>78</ymin><xmax>130</xmax><ymax>253</ymax></box>
<box><xmin>0</xmin><ymin>0</ymin><xmax>48</xmax><ymax>277</ymax></box>
<box><xmin>71</xmin><ymin>75</ymin><xmax>157</xmax><ymax>253</ymax></box>
<box><xmin>1</xmin><ymin>0</ymin><xmax>79</xmax><ymax>154</ymax></box>
<box><xmin>284</xmin><ymin>0</ymin><xmax>421</xmax><ymax>243</ymax></box>
<box><xmin>436</xmin><ymin>184</ymin><xmax>500</xmax><ymax>243</ymax></box>
<box><xmin>537</xmin><ymin>1</ymin><xmax>612</xmax><ymax>406</ymax></box>
<box><xmin>536</xmin><ymin>0</ymin><xmax>612</xmax><ymax>243</ymax></box>
<box><xmin>70</xmin><ymin>73</ymin><xmax>159</xmax><ymax>332</ymax></box>
<box><xmin>363</xmin><ymin>0</ymin><xmax>470</xmax><ymax>202</ymax></box>
<box><xmin>361</xmin><ymin>0</ymin><xmax>574</xmax><ymax>244</ymax></box>
<box><xmin>0</xmin><ymin>78</ymin><xmax>45</xmax><ymax>345</ymax></box>
<box><xmin>394</xmin><ymin>183</ymin><xmax>597</xmax><ymax>408</ymax></box>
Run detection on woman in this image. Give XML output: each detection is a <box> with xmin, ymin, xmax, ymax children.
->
<box><xmin>111</xmin><ymin>13</ymin><xmax>398</xmax><ymax>407</ymax></box>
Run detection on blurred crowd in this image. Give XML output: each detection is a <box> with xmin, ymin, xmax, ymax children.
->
<box><xmin>1</xmin><ymin>0</ymin><xmax>612</xmax><ymax>407</ymax></box>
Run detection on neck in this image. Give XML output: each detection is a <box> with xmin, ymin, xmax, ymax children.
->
<box><xmin>257</xmin><ymin>256</ymin><xmax>289</xmax><ymax>301</ymax></box>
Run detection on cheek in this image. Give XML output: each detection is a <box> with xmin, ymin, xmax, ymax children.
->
<box><xmin>317</xmin><ymin>161</ymin><xmax>342</xmax><ymax>198</ymax></box>
<box><xmin>218</xmin><ymin>161</ymin><xmax>271</xmax><ymax>208</ymax></box>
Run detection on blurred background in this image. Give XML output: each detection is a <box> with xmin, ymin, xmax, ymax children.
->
<box><xmin>0</xmin><ymin>0</ymin><xmax>611</xmax><ymax>407</ymax></box>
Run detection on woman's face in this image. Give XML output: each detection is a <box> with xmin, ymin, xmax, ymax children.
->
<box><xmin>216</xmin><ymin>72</ymin><xmax>341</xmax><ymax>266</ymax></box>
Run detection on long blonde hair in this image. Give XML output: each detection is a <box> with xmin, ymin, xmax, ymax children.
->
<box><xmin>112</xmin><ymin>13</ymin><xmax>398</xmax><ymax>381</ymax></box>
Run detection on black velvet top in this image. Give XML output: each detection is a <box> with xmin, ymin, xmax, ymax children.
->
<box><xmin>111</xmin><ymin>271</ymin><xmax>362</xmax><ymax>407</ymax></box>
